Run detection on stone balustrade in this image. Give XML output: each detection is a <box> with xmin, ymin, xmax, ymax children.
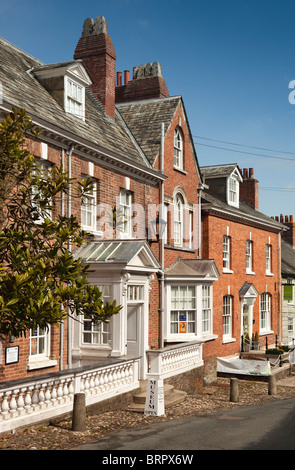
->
<box><xmin>0</xmin><ymin>358</ymin><xmax>139</xmax><ymax>434</ymax></box>
<box><xmin>146</xmin><ymin>341</ymin><xmax>203</xmax><ymax>380</ymax></box>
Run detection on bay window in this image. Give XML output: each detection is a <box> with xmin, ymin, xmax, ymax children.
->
<box><xmin>167</xmin><ymin>283</ymin><xmax>213</xmax><ymax>340</ymax></box>
<box><xmin>170</xmin><ymin>286</ymin><xmax>196</xmax><ymax>334</ymax></box>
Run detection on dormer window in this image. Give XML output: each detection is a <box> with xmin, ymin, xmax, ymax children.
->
<box><xmin>228</xmin><ymin>176</ymin><xmax>238</xmax><ymax>206</ymax></box>
<box><xmin>32</xmin><ymin>60</ymin><xmax>92</xmax><ymax>122</ymax></box>
<box><xmin>65</xmin><ymin>78</ymin><xmax>85</xmax><ymax>120</ymax></box>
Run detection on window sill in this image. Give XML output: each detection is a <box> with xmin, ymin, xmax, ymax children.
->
<box><xmin>266</xmin><ymin>272</ymin><xmax>274</xmax><ymax>277</ymax></box>
<box><xmin>165</xmin><ymin>333</ymin><xmax>218</xmax><ymax>343</ymax></box>
<box><xmin>81</xmin><ymin>229</ymin><xmax>103</xmax><ymax>238</ymax></box>
<box><xmin>223</xmin><ymin>268</ymin><xmax>234</xmax><ymax>274</ymax></box>
<box><xmin>173</xmin><ymin>167</ymin><xmax>187</xmax><ymax>175</ymax></box>
<box><xmin>27</xmin><ymin>357</ymin><xmax>57</xmax><ymax>371</ymax></box>
<box><xmin>222</xmin><ymin>337</ymin><xmax>236</xmax><ymax>344</ymax></box>
<box><xmin>246</xmin><ymin>270</ymin><xmax>255</xmax><ymax>275</ymax></box>
<box><xmin>164</xmin><ymin>243</ymin><xmax>196</xmax><ymax>253</ymax></box>
<box><xmin>259</xmin><ymin>330</ymin><xmax>274</xmax><ymax>336</ymax></box>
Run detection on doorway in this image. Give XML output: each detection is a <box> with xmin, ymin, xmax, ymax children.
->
<box><xmin>127</xmin><ymin>304</ymin><xmax>142</xmax><ymax>357</ymax></box>
<box><xmin>242</xmin><ymin>303</ymin><xmax>250</xmax><ymax>336</ymax></box>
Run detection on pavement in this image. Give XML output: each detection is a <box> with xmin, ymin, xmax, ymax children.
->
<box><xmin>1</xmin><ymin>374</ymin><xmax>295</xmax><ymax>450</ymax></box>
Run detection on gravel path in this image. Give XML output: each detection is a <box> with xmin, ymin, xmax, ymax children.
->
<box><xmin>1</xmin><ymin>375</ymin><xmax>295</xmax><ymax>450</ymax></box>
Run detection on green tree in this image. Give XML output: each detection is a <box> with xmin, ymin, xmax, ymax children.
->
<box><xmin>0</xmin><ymin>108</ymin><xmax>121</xmax><ymax>339</ymax></box>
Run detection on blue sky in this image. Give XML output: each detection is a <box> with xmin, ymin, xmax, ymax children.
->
<box><xmin>1</xmin><ymin>0</ymin><xmax>295</xmax><ymax>218</ymax></box>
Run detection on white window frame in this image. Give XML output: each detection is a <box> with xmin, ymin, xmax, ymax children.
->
<box><xmin>65</xmin><ymin>77</ymin><xmax>85</xmax><ymax>120</ymax></box>
<box><xmin>27</xmin><ymin>326</ymin><xmax>57</xmax><ymax>370</ymax></box>
<box><xmin>202</xmin><ymin>285</ymin><xmax>212</xmax><ymax>334</ymax></box>
<box><xmin>166</xmin><ymin>283</ymin><xmax>214</xmax><ymax>342</ymax></box>
<box><xmin>266</xmin><ymin>244</ymin><xmax>273</xmax><ymax>275</ymax></box>
<box><xmin>260</xmin><ymin>293</ymin><xmax>271</xmax><ymax>333</ymax></box>
<box><xmin>82</xmin><ymin>285</ymin><xmax>112</xmax><ymax>347</ymax></box>
<box><xmin>246</xmin><ymin>240</ymin><xmax>254</xmax><ymax>274</ymax></box>
<box><xmin>227</xmin><ymin>175</ymin><xmax>239</xmax><ymax>208</ymax></box>
<box><xmin>29</xmin><ymin>326</ymin><xmax>50</xmax><ymax>358</ymax></box>
<box><xmin>81</xmin><ymin>176</ymin><xmax>97</xmax><ymax>232</ymax></box>
<box><xmin>223</xmin><ymin>295</ymin><xmax>233</xmax><ymax>339</ymax></box>
<box><xmin>174</xmin><ymin>127</ymin><xmax>183</xmax><ymax>170</ymax></box>
<box><xmin>223</xmin><ymin>235</ymin><xmax>231</xmax><ymax>271</ymax></box>
<box><xmin>170</xmin><ymin>285</ymin><xmax>197</xmax><ymax>336</ymax></box>
<box><xmin>119</xmin><ymin>189</ymin><xmax>132</xmax><ymax>238</ymax></box>
<box><xmin>31</xmin><ymin>159</ymin><xmax>52</xmax><ymax>223</ymax></box>
<box><xmin>174</xmin><ymin>193</ymin><xmax>184</xmax><ymax>247</ymax></box>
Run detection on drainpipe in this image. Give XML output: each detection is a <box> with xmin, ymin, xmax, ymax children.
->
<box><xmin>197</xmin><ymin>185</ymin><xmax>203</xmax><ymax>259</ymax></box>
<box><xmin>59</xmin><ymin>149</ymin><xmax>65</xmax><ymax>370</ymax></box>
<box><xmin>67</xmin><ymin>144</ymin><xmax>74</xmax><ymax>369</ymax></box>
<box><xmin>159</xmin><ymin>123</ymin><xmax>165</xmax><ymax>348</ymax></box>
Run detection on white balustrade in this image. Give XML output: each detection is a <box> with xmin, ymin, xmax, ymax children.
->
<box><xmin>0</xmin><ymin>358</ymin><xmax>139</xmax><ymax>434</ymax></box>
<box><xmin>147</xmin><ymin>341</ymin><xmax>203</xmax><ymax>380</ymax></box>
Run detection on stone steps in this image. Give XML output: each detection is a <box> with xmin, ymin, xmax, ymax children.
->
<box><xmin>127</xmin><ymin>381</ymin><xmax>187</xmax><ymax>412</ymax></box>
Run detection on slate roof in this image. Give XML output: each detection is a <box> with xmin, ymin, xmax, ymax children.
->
<box><xmin>282</xmin><ymin>240</ymin><xmax>295</xmax><ymax>277</ymax></box>
<box><xmin>116</xmin><ymin>96</ymin><xmax>182</xmax><ymax>165</ymax></box>
<box><xmin>201</xmin><ymin>190</ymin><xmax>285</xmax><ymax>232</ymax></box>
<box><xmin>201</xmin><ymin>163</ymin><xmax>242</xmax><ymax>179</ymax></box>
<box><xmin>0</xmin><ymin>37</ymin><xmax>152</xmax><ymax>170</ymax></box>
<box><xmin>200</xmin><ymin>163</ymin><xmax>285</xmax><ymax>232</ymax></box>
<box><xmin>116</xmin><ymin>96</ymin><xmax>202</xmax><ymax>183</ymax></box>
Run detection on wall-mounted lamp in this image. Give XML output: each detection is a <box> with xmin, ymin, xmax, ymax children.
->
<box><xmin>149</xmin><ymin>215</ymin><xmax>167</xmax><ymax>243</ymax></box>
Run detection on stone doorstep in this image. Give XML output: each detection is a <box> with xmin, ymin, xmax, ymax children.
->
<box><xmin>127</xmin><ymin>381</ymin><xmax>187</xmax><ymax>412</ymax></box>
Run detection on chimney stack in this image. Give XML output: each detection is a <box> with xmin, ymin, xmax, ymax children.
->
<box><xmin>74</xmin><ymin>16</ymin><xmax>116</xmax><ymax>119</ymax></box>
<box><xmin>240</xmin><ymin>167</ymin><xmax>259</xmax><ymax>209</ymax></box>
<box><xmin>279</xmin><ymin>215</ymin><xmax>295</xmax><ymax>247</ymax></box>
<box><xmin>115</xmin><ymin>62</ymin><xmax>169</xmax><ymax>103</ymax></box>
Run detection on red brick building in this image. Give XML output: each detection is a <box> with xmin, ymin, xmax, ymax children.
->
<box><xmin>0</xmin><ymin>15</ymin><xmax>286</xmax><ymax>431</ymax></box>
<box><xmin>200</xmin><ymin>164</ymin><xmax>285</xmax><ymax>361</ymax></box>
<box><xmin>0</xmin><ymin>16</ymin><xmax>220</xmax><ymax>391</ymax></box>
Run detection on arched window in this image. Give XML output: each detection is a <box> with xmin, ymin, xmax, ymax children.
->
<box><xmin>174</xmin><ymin>193</ymin><xmax>184</xmax><ymax>247</ymax></box>
<box><xmin>174</xmin><ymin>127</ymin><xmax>183</xmax><ymax>170</ymax></box>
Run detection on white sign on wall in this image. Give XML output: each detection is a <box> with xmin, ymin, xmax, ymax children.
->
<box><xmin>144</xmin><ymin>378</ymin><xmax>165</xmax><ymax>416</ymax></box>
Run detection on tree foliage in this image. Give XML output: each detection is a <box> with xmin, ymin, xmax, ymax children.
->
<box><xmin>0</xmin><ymin>108</ymin><xmax>122</xmax><ymax>338</ymax></box>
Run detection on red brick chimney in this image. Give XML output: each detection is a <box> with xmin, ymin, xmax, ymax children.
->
<box><xmin>280</xmin><ymin>215</ymin><xmax>295</xmax><ymax>247</ymax></box>
<box><xmin>240</xmin><ymin>168</ymin><xmax>259</xmax><ymax>209</ymax></box>
<box><xmin>74</xmin><ymin>16</ymin><xmax>116</xmax><ymax>118</ymax></box>
<box><xmin>115</xmin><ymin>62</ymin><xmax>169</xmax><ymax>103</ymax></box>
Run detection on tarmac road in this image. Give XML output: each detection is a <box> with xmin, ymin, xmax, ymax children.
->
<box><xmin>72</xmin><ymin>397</ymin><xmax>295</xmax><ymax>451</ymax></box>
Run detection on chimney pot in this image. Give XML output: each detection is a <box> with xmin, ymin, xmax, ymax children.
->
<box><xmin>124</xmin><ymin>70</ymin><xmax>130</xmax><ymax>85</ymax></box>
<box><xmin>249</xmin><ymin>168</ymin><xmax>254</xmax><ymax>178</ymax></box>
<box><xmin>290</xmin><ymin>215</ymin><xmax>294</xmax><ymax>223</ymax></box>
<box><xmin>243</xmin><ymin>168</ymin><xmax>248</xmax><ymax>179</ymax></box>
<box><xmin>117</xmin><ymin>71</ymin><xmax>122</xmax><ymax>87</ymax></box>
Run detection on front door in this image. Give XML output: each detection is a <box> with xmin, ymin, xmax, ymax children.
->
<box><xmin>127</xmin><ymin>303</ymin><xmax>142</xmax><ymax>357</ymax></box>
<box><xmin>243</xmin><ymin>303</ymin><xmax>250</xmax><ymax>336</ymax></box>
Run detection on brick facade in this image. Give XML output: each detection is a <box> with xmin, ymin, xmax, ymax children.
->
<box><xmin>201</xmin><ymin>183</ymin><xmax>282</xmax><ymax>361</ymax></box>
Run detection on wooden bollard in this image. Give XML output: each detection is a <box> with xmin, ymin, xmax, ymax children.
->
<box><xmin>230</xmin><ymin>378</ymin><xmax>239</xmax><ymax>402</ymax></box>
<box><xmin>72</xmin><ymin>393</ymin><xmax>86</xmax><ymax>432</ymax></box>
<box><xmin>268</xmin><ymin>375</ymin><xmax>277</xmax><ymax>395</ymax></box>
